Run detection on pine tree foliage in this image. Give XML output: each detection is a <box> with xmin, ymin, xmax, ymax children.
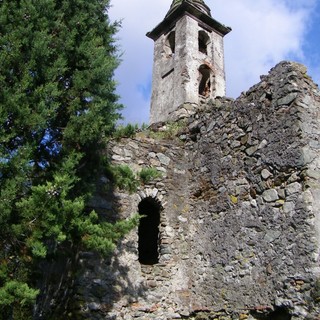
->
<box><xmin>107</xmin><ymin>164</ymin><xmax>140</xmax><ymax>193</ymax></box>
<box><xmin>0</xmin><ymin>0</ymin><xmax>136</xmax><ymax>317</ymax></box>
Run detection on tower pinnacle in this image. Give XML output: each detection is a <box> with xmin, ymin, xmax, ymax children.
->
<box><xmin>167</xmin><ymin>0</ymin><xmax>211</xmax><ymax>17</ymax></box>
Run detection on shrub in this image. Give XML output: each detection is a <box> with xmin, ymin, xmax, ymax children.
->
<box><xmin>113</xmin><ymin>124</ymin><xmax>138</xmax><ymax>140</ymax></box>
<box><xmin>148</xmin><ymin>120</ymin><xmax>186</xmax><ymax>140</ymax></box>
<box><xmin>107</xmin><ymin>165</ymin><xmax>139</xmax><ymax>193</ymax></box>
<box><xmin>139</xmin><ymin>167</ymin><xmax>162</xmax><ymax>184</ymax></box>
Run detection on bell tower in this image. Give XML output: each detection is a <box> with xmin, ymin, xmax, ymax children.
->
<box><xmin>147</xmin><ymin>0</ymin><xmax>231</xmax><ymax>124</ymax></box>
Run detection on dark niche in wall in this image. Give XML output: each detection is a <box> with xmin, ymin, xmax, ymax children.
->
<box><xmin>138</xmin><ymin>197</ymin><xmax>161</xmax><ymax>265</ymax></box>
<box><xmin>198</xmin><ymin>30</ymin><xmax>210</xmax><ymax>55</ymax></box>
<box><xmin>164</xmin><ymin>30</ymin><xmax>176</xmax><ymax>57</ymax></box>
<box><xmin>199</xmin><ymin>64</ymin><xmax>211</xmax><ymax>97</ymax></box>
<box><xmin>251</xmin><ymin>307</ymin><xmax>292</xmax><ymax>320</ymax></box>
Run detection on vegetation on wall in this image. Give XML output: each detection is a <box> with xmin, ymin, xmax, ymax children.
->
<box><xmin>112</xmin><ymin>120</ymin><xmax>187</xmax><ymax>142</ymax></box>
<box><xmin>139</xmin><ymin>167</ymin><xmax>162</xmax><ymax>184</ymax></box>
<box><xmin>147</xmin><ymin>120</ymin><xmax>187</xmax><ymax>140</ymax></box>
<box><xmin>112</xmin><ymin>123</ymin><xmax>149</xmax><ymax>140</ymax></box>
<box><xmin>107</xmin><ymin>164</ymin><xmax>140</xmax><ymax>193</ymax></box>
<box><xmin>0</xmin><ymin>0</ymin><xmax>136</xmax><ymax>318</ymax></box>
<box><xmin>113</xmin><ymin>123</ymin><xmax>139</xmax><ymax>140</ymax></box>
<box><xmin>107</xmin><ymin>164</ymin><xmax>162</xmax><ymax>193</ymax></box>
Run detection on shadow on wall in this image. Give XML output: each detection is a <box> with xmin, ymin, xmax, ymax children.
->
<box><xmin>250</xmin><ymin>307</ymin><xmax>292</xmax><ymax>320</ymax></box>
<box><xmin>33</xmin><ymin>180</ymin><xmax>148</xmax><ymax>320</ymax></box>
<box><xmin>33</xmin><ymin>242</ymin><xmax>79</xmax><ymax>319</ymax></box>
<box><xmin>181</xmin><ymin>307</ymin><xmax>292</xmax><ymax>320</ymax></box>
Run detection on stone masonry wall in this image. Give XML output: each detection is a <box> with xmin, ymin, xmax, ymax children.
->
<box><xmin>150</xmin><ymin>14</ymin><xmax>226</xmax><ymax>124</ymax></box>
<box><xmin>71</xmin><ymin>61</ymin><xmax>320</xmax><ymax>320</ymax></box>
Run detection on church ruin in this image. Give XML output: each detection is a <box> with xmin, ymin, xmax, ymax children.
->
<box><xmin>35</xmin><ymin>1</ymin><xmax>320</xmax><ymax>319</ymax></box>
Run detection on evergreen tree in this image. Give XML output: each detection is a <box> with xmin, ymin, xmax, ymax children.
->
<box><xmin>0</xmin><ymin>1</ymin><xmax>137</xmax><ymax>318</ymax></box>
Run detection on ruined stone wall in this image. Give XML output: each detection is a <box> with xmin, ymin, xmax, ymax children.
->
<box><xmin>175</xmin><ymin>61</ymin><xmax>320</xmax><ymax>319</ymax></box>
<box><xmin>69</xmin><ymin>62</ymin><xmax>320</xmax><ymax>320</ymax></box>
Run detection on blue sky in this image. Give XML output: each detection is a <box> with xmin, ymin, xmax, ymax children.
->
<box><xmin>109</xmin><ymin>0</ymin><xmax>320</xmax><ymax>124</ymax></box>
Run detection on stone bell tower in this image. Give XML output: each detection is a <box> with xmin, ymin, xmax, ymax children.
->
<box><xmin>147</xmin><ymin>0</ymin><xmax>231</xmax><ymax>124</ymax></box>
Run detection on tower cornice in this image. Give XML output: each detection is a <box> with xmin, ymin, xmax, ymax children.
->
<box><xmin>146</xmin><ymin>0</ymin><xmax>231</xmax><ymax>41</ymax></box>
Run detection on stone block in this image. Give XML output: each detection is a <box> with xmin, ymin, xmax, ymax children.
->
<box><xmin>262</xmin><ymin>189</ymin><xmax>279</xmax><ymax>202</ymax></box>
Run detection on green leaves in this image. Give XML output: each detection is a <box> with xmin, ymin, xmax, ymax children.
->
<box><xmin>14</xmin><ymin>155</ymin><xmax>84</xmax><ymax>255</ymax></box>
<box><xmin>113</xmin><ymin>123</ymin><xmax>139</xmax><ymax>140</ymax></box>
<box><xmin>75</xmin><ymin>211</ymin><xmax>140</xmax><ymax>255</ymax></box>
<box><xmin>0</xmin><ymin>281</ymin><xmax>39</xmax><ymax>307</ymax></box>
<box><xmin>139</xmin><ymin>167</ymin><xmax>162</xmax><ymax>184</ymax></box>
<box><xmin>107</xmin><ymin>164</ymin><xmax>140</xmax><ymax>193</ymax></box>
<box><xmin>0</xmin><ymin>0</ymin><xmax>133</xmax><ymax>316</ymax></box>
<box><xmin>106</xmin><ymin>164</ymin><xmax>163</xmax><ymax>193</ymax></box>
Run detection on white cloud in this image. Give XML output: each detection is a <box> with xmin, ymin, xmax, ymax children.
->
<box><xmin>214</xmin><ymin>0</ymin><xmax>315</xmax><ymax>96</ymax></box>
<box><xmin>109</xmin><ymin>0</ymin><xmax>318</xmax><ymax>124</ymax></box>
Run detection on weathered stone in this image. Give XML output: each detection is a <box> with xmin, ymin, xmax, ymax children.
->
<box><xmin>302</xmin><ymin>146</ymin><xmax>317</xmax><ymax>165</ymax></box>
<box><xmin>277</xmin><ymin>188</ymin><xmax>286</xmax><ymax>199</ymax></box>
<box><xmin>261</xmin><ymin>169</ymin><xmax>272</xmax><ymax>180</ymax></box>
<box><xmin>277</xmin><ymin>92</ymin><xmax>298</xmax><ymax>106</ymax></box>
<box><xmin>231</xmin><ymin>140</ymin><xmax>241</xmax><ymax>148</ymax></box>
<box><xmin>112</xmin><ymin>146</ymin><xmax>123</xmax><ymax>155</ymax></box>
<box><xmin>264</xmin><ymin>230</ymin><xmax>281</xmax><ymax>243</ymax></box>
<box><xmin>245</xmin><ymin>145</ymin><xmax>258</xmax><ymax>156</ymax></box>
<box><xmin>157</xmin><ymin>153</ymin><xmax>171</xmax><ymax>166</ymax></box>
<box><xmin>123</xmin><ymin>148</ymin><xmax>133</xmax><ymax>158</ymax></box>
<box><xmin>262</xmin><ymin>189</ymin><xmax>279</xmax><ymax>202</ymax></box>
<box><xmin>128</xmin><ymin>141</ymin><xmax>139</xmax><ymax>149</ymax></box>
<box><xmin>207</xmin><ymin>120</ymin><xmax>216</xmax><ymax>132</ymax></box>
<box><xmin>112</xmin><ymin>154</ymin><xmax>127</xmax><ymax>161</ymax></box>
<box><xmin>258</xmin><ymin>139</ymin><xmax>268</xmax><ymax>149</ymax></box>
<box><xmin>305</xmin><ymin>169</ymin><xmax>320</xmax><ymax>179</ymax></box>
<box><xmin>283</xmin><ymin>202</ymin><xmax>295</xmax><ymax>213</ymax></box>
<box><xmin>250</xmin><ymin>199</ymin><xmax>257</xmax><ymax>207</ymax></box>
<box><xmin>178</xmin><ymin>215</ymin><xmax>187</xmax><ymax>222</ymax></box>
<box><xmin>285</xmin><ymin>182</ymin><xmax>302</xmax><ymax>195</ymax></box>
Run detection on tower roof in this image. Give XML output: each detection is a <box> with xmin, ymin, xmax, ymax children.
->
<box><xmin>147</xmin><ymin>0</ymin><xmax>231</xmax><ymax>41</ymax></box>
<box><xmin>167</xmin><ymin>0</ymin><xmax>211</xmax><ymax>17</ymax></box>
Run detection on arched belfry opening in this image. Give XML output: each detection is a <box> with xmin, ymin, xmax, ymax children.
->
<box><xmin>198</xmin><ymin>30</ymin><xmax>210</xmax><ymax>55</ymax></box>
<box><xmin>164</xmin><ymin>31</ymin><xmax>175</xmax><ymax>57</ymax></box>
<box><xmin>138</xmin><ymin>197</ymin><xmax>162</xmax><ymax>265</ymax></box>
<box><xmin>199</xmin><ymin>64</ymin><xmax>212</xmax><ymax>97</ymax></box>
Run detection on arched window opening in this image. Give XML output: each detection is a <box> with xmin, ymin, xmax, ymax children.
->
<box><xmin>199</xmin><ymin>65</ymin><xmax>211</xmax><ymax>98</ymax></box>
<box><xmin>198</xmin><ymin>30</ymin><xmax>210</xmax><ymax>55</ymax></box>
<box><xmin>138</xmin><ymin>197</ymin><xmax>161</xmax><ymax>265</ymax></box>
<box><xmin>164</xmin><ymin>31</ymin><xmax>175</xmax><ymax>57</ymax></box>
